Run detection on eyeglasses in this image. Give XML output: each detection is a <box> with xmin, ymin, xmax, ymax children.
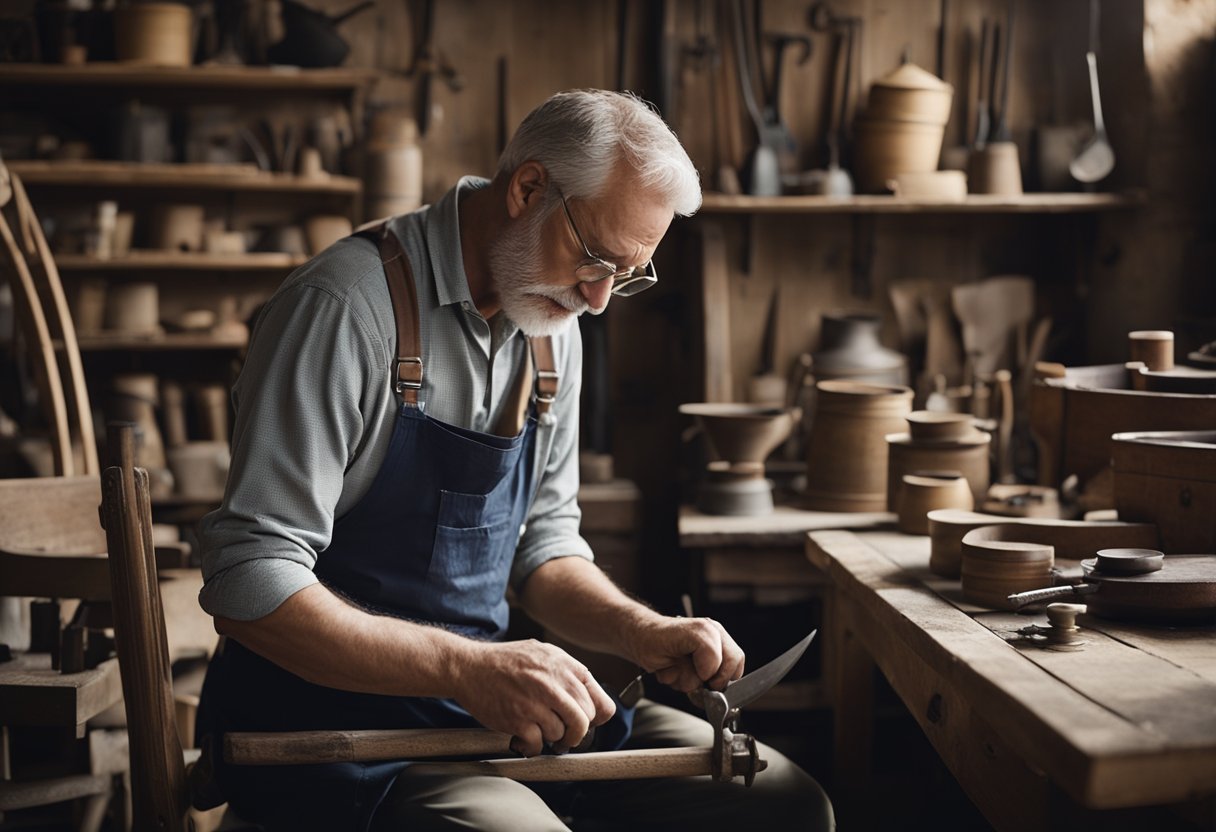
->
<box><xmin>558</xmin><ymin>192</ymin><xmax>657</xmax><ymax>297</ymax></box>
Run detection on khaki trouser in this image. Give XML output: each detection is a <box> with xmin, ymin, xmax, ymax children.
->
<box><xmin>371</xmin><ymin>700</ymin><xmax>835</xmax><ymax>831</ymax></box>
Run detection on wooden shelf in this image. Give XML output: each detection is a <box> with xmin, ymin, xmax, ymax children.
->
<box><xmin>56</xmin><ymin>251</ymin><xmax>308</xmax><ymax>272</ymax></box>
<box><xmin>74</xmin><ymin>332</ymin><xmax>248</xmax><ymax>352</ymax></box>
<box><xmin>0</xmin><ymin>63</ymin><xmax>379</xmax><ymax>93</ymax></box>
<box><xmin>9</xmin><ymin>161</ymin><xmax>361</xmax><ymax>195</ymax></box>
<box><xmin>697</xmin><ymin>191</ymin><xmax>1146</xmax><ymax>215</ymax></box>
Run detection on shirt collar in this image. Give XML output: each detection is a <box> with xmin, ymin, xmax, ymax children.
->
<box><xmin>427</xmin><ymin>175</ymin><xmax>489</xmax><ymax>309</ymax></box>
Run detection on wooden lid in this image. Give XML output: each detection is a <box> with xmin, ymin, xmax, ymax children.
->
<box><xmin>872</xmin><ymin>62</ymin><xmax>952</xmax><ymax>92</ymax></box>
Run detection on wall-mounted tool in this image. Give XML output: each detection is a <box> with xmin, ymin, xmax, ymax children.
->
<box><xmin>266</xmin><ymin>0</ymin><xmax>375</xmax><ymax>69</ymax></box>
<box><xmin>404</xmin><ymin>0</ymin><xmax>465</xmax><ymax>138</ymax></box>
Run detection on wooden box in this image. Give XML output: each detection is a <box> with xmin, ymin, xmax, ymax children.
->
<box><xmin>1112</xmin><ymin>431</ymin><xmax>1216</xmax><ymax>554</ymax></box>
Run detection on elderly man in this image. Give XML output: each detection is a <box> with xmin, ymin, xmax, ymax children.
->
<box><xmin>196</xmin><ymin>89</ymin><xmax>834</xmax><ymax>831</ymax></box>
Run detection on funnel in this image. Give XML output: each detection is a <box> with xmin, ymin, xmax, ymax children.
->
<box><xmin>679</xmin><ymin>403</ymin><xmax>802</xmax><ymax>467</ymax></box>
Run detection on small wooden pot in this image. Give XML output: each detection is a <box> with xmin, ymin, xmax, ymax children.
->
<box><xmin>115</xmin><ymin>3</ymin><xmax>194</xmax><ymax>67</ymax></box>
<box><xmin>967</xmin><ymin>141</ymin><xmax>1023</xmax><ymax>195</ymax></box>
<box><xmin>896</xmin><ymin>471</ymin><xmax>974</xmax><ymax>535</ymax></box>
<box><xmin>886</xmin><ymin>429</ymin><xmax>990</xmax><ymax>510</ymax></box>
<box><xmin>805</xmin><ymin>380</ymin><xmax>914</xmax><ymax>512</ymax></box>
<box><xmin>104</xmin><ymin>282</ymin><xmax>160</xmax><ymax>335</ymax></box>
<box><xmin>167</xmin><ymin>441</ymin><xmax>230</xmax><ymax>499</ymax></box>
<box><xmin>1128</xmin><ymin>330</ymin><xmax>1174</xmax><ymax>372</ymax></box>
<box><xmin>150</xmin><ymin>204</ymin><xmax>205</xmax><ymax>252</ymax></box>
<box><xmin>887</xmin><ymin>170</ymin><xmax>967</xmax><ymax>202</ymax></box>
<box><xmin>866</xmin><ymin>63</ymin><xmax>954</xmax><ymax>125</ymax></box>
<box><xmin>853</xmin><ymin>119</ymin><xmax>946</xmax><ymax>193</ymax></box>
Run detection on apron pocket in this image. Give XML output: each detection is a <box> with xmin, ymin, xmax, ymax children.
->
<box><xmin>436</xmin><ymin>488</ymin><xmax>509</xmax><ymax>529</ymax></box>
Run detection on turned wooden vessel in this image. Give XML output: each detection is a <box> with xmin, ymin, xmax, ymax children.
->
<box><xmin>886</xmin><ymin>411</ymin><xmax>990</xmax><ymax>510</ymax></box>
<box><xmin>805</xmin><ymin>381</ymin><xmax>913</xmax><ymax>512</ymax></box>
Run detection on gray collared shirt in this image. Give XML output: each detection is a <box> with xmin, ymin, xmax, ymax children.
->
<box><xmin>198</xmin><ymin>176</ymin><xmax>592</xmax><ymax>621</ymax></box>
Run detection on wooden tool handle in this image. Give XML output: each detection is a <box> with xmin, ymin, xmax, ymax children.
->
<box><xmin>225</xmin><ymin>728</ymin><xmax>515</xmax><ymax>765</ymax></box>
<box><xmin>405</xmin><ymin>747</ymin><xmax>715</xmax><ymax>782</ymax></box>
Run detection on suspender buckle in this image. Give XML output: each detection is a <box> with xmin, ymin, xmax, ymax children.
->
<box><xmin>535</xmin><ymin>370</ymin><xmax>559</xmax><ymax>405</ymax></box>
<box><xmin>395</xmin><ymin>356</ymin><xmax>423</xmax><ymax>393</ymax></box>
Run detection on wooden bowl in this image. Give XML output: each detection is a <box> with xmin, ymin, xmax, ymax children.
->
<box><xmin>679</xmin><ymin>403</ymin><xmax>802</xmax><ymax>466</ymax></box>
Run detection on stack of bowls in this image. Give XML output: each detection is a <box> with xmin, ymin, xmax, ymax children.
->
<box><xmin>885</xmin><ymin>411</ymin><xmax>990</xmax><ymax>510</ymax></box>
<box><xmin>854</xmin><ymin>63</ymin><xmax>954</xmax><ymax>194</ymax></box>
<box><xmin>960</xmin><ymin>536</ymin><xmax>1054</xmax><ymax>610</ymax></box>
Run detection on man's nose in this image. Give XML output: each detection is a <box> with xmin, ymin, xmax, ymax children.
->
<box><xmin>580</xmin><ymin>277</ymin><xmax>614</xmax><ymax>312</ymax></box>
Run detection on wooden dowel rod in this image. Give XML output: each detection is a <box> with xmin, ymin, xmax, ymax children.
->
<box><xmin>394</xmin><ymin>747</ymin><xmax>715</xmax><ymax>782</ymax></box>
<box><xmin>225</xmin><ymin>728</ymin><xmax>515</xmax><ymax>765</ymax></box>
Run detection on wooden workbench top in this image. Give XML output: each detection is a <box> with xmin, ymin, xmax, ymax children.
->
<box><xmin>807</xmin><ymin>529</ymin><xmax>1216</xmax><ymax>813</ymax></box>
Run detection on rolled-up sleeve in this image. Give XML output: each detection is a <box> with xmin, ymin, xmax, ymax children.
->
<box><xmin>510</xmin><ymin>323</ymin><xmax>594</xmax><ymax>589</ymax></box>
<box><xmin>198</xmin><ymin>277</ymin><xmax>384</xmax><ymax>620</ymax></box>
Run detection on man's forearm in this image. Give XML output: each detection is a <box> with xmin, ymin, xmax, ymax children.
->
<box><xmin>215</xmin><ymin>583</ymin><xmax>476</xmax><ymax>698</ymax></box>
<box><xmin>516</xmin><ymin>556</ymin><xmax>664</xmax><ymax>664</ymax></box>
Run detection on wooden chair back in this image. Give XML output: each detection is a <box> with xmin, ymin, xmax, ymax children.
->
<box><xmin>0</xmin><ymin>158</ymin><xmax>97</xmax><ymax>476</ymax></box>
<box><xmin>100</xmin><ymin>423</ymin><xmax>190</xmax><ymax>831</ymax></box>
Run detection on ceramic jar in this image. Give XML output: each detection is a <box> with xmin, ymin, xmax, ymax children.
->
<box><xmin>812</xmin><ymin>313</ymin><xmax>908</xmax><ymax>386</ymax></box>
<box><xmin>805</xmin><ymin>380</ymin><xmax>914</xmax><ymax>512</ymax></box>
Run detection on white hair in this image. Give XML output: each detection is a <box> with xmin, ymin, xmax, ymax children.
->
<box><xmin>496</xmin><ymin>89</ymin><xmax>702</xmax><ymax>217</ymax></box>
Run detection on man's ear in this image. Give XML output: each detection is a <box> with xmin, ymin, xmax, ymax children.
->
<box><xmin>506</xmin><ymin>161</ymin><xmax>548</xmax><ymax>219</ymax></box>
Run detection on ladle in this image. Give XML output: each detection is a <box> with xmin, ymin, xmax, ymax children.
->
<box><xmin>1069</xmin><ymin>0</ymin><xmax>1115</xmax><ymax>183</ymax></box>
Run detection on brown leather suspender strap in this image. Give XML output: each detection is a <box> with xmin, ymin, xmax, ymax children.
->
<box><xmin>357</xmin><ymin>222</ymin><xmax>423</xmax><ymax>407</ymax></box>
<box><xmin>529</xmin><ymin>336</ymin><xmax>558</xmax><ymax>417</ymax></box>
<box><xmin>356</xmin><ymin>221</ymin><xmax>560</xmax><ymax>416</ymax></box>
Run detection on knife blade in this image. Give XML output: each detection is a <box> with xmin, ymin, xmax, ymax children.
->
<box><xmin>719</xmin><ymin>629</ymin><xmax>816</xmax><ymax>711</ymax></box>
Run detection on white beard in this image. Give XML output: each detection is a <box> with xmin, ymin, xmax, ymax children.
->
<box><xmin>489</xmin><ymin>201</ymin><xmax>590</xmax><ymax>337</ymax></box>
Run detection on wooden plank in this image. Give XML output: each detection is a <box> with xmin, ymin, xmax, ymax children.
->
<box><xmin>0</xmin><ymin>64</ymin><xmax>378</xmax><ymax>92</ymax></box>
<box><xmin>74</xmin><ymin>332</ymin><xmax>247</xmax><ymax>352</ymax></box>
<box><xmin>8</xmin><ymin>161</ymin><xmax>361</xmax><ymax>195</ymax></box>
<box><xmin>0</xmin><ymin>654</ymin><xmax>122</xmax><ymax>730</ymax></box>
<box><xmin>975</xmin><ymin>610</ymin><xmax>1216</xmax><ymax>749</ymax></box>
<box><xmin>55</xmin><ymin>252</ymin><xmax>308</xmax><ymax>272</ymax></box>
<box><xmin>1085</xmin><ymin>621</ymin><xmax>1216</xmax><ymax>687</ymax></box>
<box><xmin>679</xmin><ymin>504</ymin><xmax>893</xmax><ymax>548</ymax></box>
<box><xmin>698</xmin><ymin>192</ymin><xmax>1146</xmax><ymax>215</ymax></box>
<box><xmin>807</xmin><ymin>530</ymin><xmax>1214</xmax><ymax>808</ymax></box>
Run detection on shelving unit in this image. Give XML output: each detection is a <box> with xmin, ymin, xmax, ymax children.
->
<box><xmin>5</xmin><ymin>63</ymin><xmax>379</xmax><ymax>523</ymax></box>
<box><xmin>698</xmin><ymin>191</ymin><xmax>1146</xmax><ymax>215</ymax></box>
<box><xmin>55</xmin><ymin>252</ymin><xmax>309</xmax><ymax>273</ymax></box>
<box><xmin>73</xmin><ymin>333</ymin><xmax>248</xmax><ymax>352</ymax></box>
<box><xmin>7</xmin><ymin>161</ymin><xmax>361</xmax><ymax>195</ymax></box>
<box><xmin>0</xmin><ymin>64</ymin><xmax>379</xmax><ymax>92</ymax></box>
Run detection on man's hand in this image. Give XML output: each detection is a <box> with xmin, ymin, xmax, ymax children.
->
<box><xmin>451</xmin><ymin>639</ymin><xmax>617</xmax><ymax>757</ymax></box>
<box><xmin>629</xmin><ymin>616</ymin><xmax>746</xmax><ymax>694</ymax></box>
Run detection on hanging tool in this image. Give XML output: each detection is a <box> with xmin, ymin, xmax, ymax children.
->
<box><xmin>404</xmin><ymin>0</ymin><xmax>465</xmax><ymax>138</ymax></box>
<box><xmin>972</xmin><ymin>18</ymin><xmax>992</xmax><ymax>149</ymax></box>
<box><xmin>991</xmin><ymin>0</ymin><xmax>1014</xmax><ymax>143</ymax></box>
<box><xmin>224</xmin><ymin>629</ymin><xmax>816</xmax><ymax>786</ymax></box>
<box><xmin>760</xmin><ymin>32</ymin><xmax>812</xmax><ymax>175</ymax></box>
<box><xmin>808</xmin><ymin>2</ymin><xmax>859</xmax><ymax>195</ymax></box>
<box><xmin>1069</xmin><ymin>0</ymin><xmax>1115</xmax><ymax>183</ymax></box>
<box><xmin>730</xmin><ymin>0</ymin><xmax>780</xmax><ymax>195</ymax></box>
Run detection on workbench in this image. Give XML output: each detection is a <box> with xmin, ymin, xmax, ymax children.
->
<box><xmin>678</xmin><ymin>505</ymin><xmax>892</xmax><ymax>713</ymax></box>
<box><xmin>807</xmin><ymin>529</ymin><xmax>1216</xmax><ymax>831</ymax></box>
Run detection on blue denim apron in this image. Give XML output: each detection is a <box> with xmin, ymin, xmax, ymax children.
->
<box><xmin>196</xmin><ymin>223</ymin><xmax>630</xmax><ymax>831</ymax></box>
